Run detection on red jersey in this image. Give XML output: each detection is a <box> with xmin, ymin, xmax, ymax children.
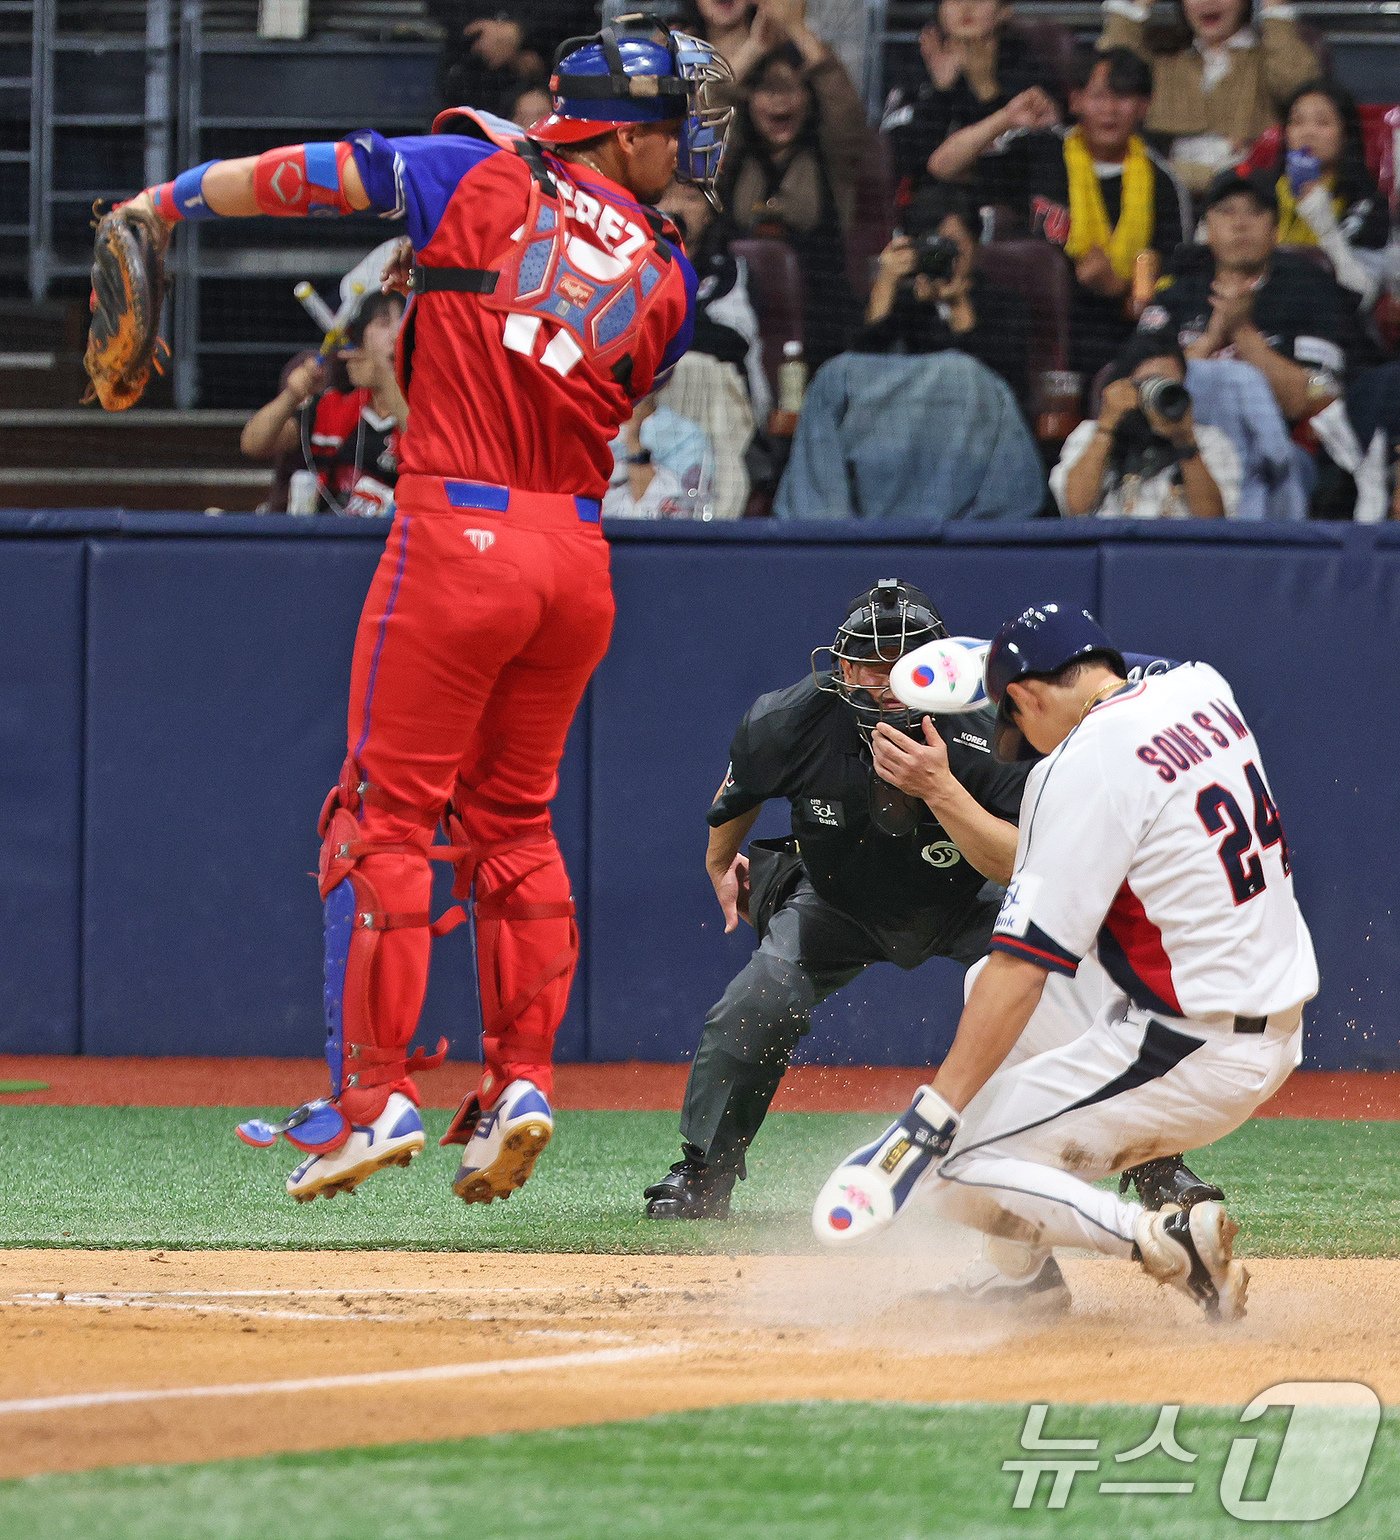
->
<box><xmin>305</xmin><ymin>386</ymin><xmax>400</xmax><ymax>517</ymax></box>
<box><xmin>348</xmin><ymin>127</ymin><xmax>696</xmax><ymax>499</ymax></box>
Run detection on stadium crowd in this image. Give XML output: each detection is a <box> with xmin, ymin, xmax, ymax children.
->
<box><xmin>244</xmin><ymin>0</ymin><xmax>1400</xmax><ymax>522</ymax></box>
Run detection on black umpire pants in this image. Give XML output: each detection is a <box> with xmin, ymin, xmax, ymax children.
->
<box><xmin>678</xmin><ymin>876</ymin><xmax>993</xmax><ymax>1174</ymax></box>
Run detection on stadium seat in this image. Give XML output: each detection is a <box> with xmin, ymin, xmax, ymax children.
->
<box><xmin>976</xmin><ymin>239</ymin><xmax>1077</xmax><ymax>440</ymax></box>
<box><xmin>1358</xmin><ymin>104</ymin><xmax>1399</xmax><ymax>203</ymax></box>
<box><xmin>729</xmin><ymin>238</ymin><xmax>807</xmax><ymax>404</ymax></box>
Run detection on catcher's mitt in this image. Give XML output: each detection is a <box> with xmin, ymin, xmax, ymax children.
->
<box><xmin>83</xmin><ymin>203</ymin><xmax>171</xmax><ymax>411</ymax></box>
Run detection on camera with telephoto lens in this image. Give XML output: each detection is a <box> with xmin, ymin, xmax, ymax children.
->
<box><xmin>914</xmin><ymin>232</ymin><xmax>960</xmax><ymax>282</ymax></box>
<box><xmin>1137</xmin><ymin>375</ymin><xmax>1191</xmax><ymax>424</ymax></box>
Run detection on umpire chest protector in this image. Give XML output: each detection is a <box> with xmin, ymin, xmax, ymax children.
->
<box><xmin>413</xmin><ymin>110</ymin><xmax>682</xmax><ymax>386</ymax></box>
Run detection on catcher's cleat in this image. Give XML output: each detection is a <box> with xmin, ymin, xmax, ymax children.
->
<box><xmin>451</xmin><ymin>1079</ymin><xmax>553</xmax><ymax>1205</ymax></box>
<box><xmin>1134</xmin><ymin>1201</ymin><xmax>1249</xmax><ymax>1322</ymax></box>
<box><xmin>643</xmin><ymin>1148</ymin><xmax>736</xmax><ymax>1219</ymax></box>
<box><xmin>812</xmin><ymin>1084</ymin><xmax>959</xmax><ymax>1246</ymax></box>
<box><xmin>1120</xmin><ymin>1154</ymin><xmax>1225</xmax><ymax>1211</ymax></box>
<box><xmin>285</xmin><ymin>1093</ymin><xmax>425</xmax><ymax>1203</ymax></box>
<box><xmin>922</xmin><ymin>1253</ymin><xmax>1072</xmax><ymax>1319</ymax></box>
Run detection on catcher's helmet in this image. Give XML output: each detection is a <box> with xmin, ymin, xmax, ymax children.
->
<box><xmin>816</xmin><ymin>578</ymin><xmax>949</xmax><ymax>739</ymax></box>
<box><xmin>529</xmin><ymin>14</ymin><xmax>732</xmax><ymax>201</ymax></box>
<box><xmin>984</xmin><ymin>602</ymin><xmax>1126</xmax><ymax>762</ymax></box>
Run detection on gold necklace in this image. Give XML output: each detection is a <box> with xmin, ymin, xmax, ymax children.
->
<box><xmin>1077</xmin><ymin>679</ymin><xmax>1126</xmax><ymax>727</ymax></box>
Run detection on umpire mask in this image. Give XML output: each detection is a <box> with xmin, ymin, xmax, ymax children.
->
<box><xmin>813</xmin><ymin>578</ymin><xmax>949</xmax><ymax>742</ymax></box>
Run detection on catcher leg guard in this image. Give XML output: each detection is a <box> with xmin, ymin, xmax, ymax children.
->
<box><xmin>235</xmin><ymin>769</ymin><xmax>449</xmax><ymax>1173</ymax></box>
<box><xmin>440</xmin><ymin>815</ymin><xmax>578</xmax><ymax>1146</ymax></box>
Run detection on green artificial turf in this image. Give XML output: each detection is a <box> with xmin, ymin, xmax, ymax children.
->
<box><xmin>2</xmin><ymin>1400</ymin><xmax>1395</xmax><ymax>1540</ymax></box>
<box><xmin>0</xmin><ymin>1107</ymin><xmax>1395</xmax><ymax>1256</ymax></box>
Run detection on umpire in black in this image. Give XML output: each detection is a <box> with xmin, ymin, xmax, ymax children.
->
<box><xmin>644</xmin><ymin>579</ymin><xmax>1026</xmax><ymax>1218</ymax></box>
<box><xmin>644</xmin><ymin>578</ymin><xmax>1220</xmax><ymax>1226</ymax></box>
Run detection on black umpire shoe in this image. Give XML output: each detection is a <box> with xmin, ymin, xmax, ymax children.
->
<box><xmin>1120</xmin><ymin>1154</ymin><xmax>1225</xmax><ymax>1211</ymax></box>
<box><xmin>643</xmin><ymin>1147</ymin><xmax>737</xmax><ymax>1219</ymax></box>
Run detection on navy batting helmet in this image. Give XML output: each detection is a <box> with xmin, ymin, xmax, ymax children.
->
<box><xmin>984</xmin><ymin>602</ymin><xmax>1126</xmax><ymax>761</ymax></box>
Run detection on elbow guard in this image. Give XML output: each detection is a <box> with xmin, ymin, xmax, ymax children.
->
<box><xmin>253</xmin><ymin>142</ymin><xmax>357</xmax><ymax>216</ymax></box>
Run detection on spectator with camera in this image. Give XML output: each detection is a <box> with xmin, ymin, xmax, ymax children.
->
<box><xmin>241</xmin><ymin>291</ymin><xmax>408</xmax><ymax>518</ymax></box>
<box><xmin>718</xmin><ymin>13</ymin><xmax>873</xmax><ymax>366</ymax></box>
<box><xmin>929</xmin><ymin>47</ymin><xmax>1189</xmax><ymax>384</ymax></box>
<box><xmin>773</xmin><ymin>187</ymin><xmax>1045</xmax><ymax>522</ymax></box>
<box><xmin>1098</xmin><ymin>0</ymin><xmax>1321</xmax><ymax>197</ymax></box>
<box><xmin>1052</xmin><ymin>331</ymin><xmax>1239</xmax><ymax>517</ymax></box>
<box><xmin>1142</xmin><ymin>167</ymin><xmax>1376</xmax><ymax>426</ymax></box>
<box><xmin>1268</xmin><ymin>81</ymin><xmax>1390</xmax><ymax>310</ymax></box>
<box><xmin>857</xmin><ymin>183</ymin><xmax>1032</xmax><ymax>409</ymax></box>
<box><xmin>881</xmin><ymin>0</ymin><xmax>1062</xmax><ymax>198</ymax></box>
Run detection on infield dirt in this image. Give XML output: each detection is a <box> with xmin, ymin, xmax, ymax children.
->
<box><xmin>2</xmin><ymin>1248</ymin><xmax>1396</xmax><ymax>1479</ymax></box>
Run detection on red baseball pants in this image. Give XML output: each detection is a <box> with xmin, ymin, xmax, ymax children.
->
<box><xmin>319</xmin><ymin>474</ymin><xmax>614</xmax><ymax>1124</ymax></box>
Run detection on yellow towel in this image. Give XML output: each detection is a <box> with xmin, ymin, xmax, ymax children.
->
<box><xmin>1062</xmin><ymin>128</ymin><xmax>1156</xmax><ymax>282</ymax></box>
<box><xmin>1275</xmin><ymin>173</ymin><xmax>1342</xmax><ymax>247</ymax></box>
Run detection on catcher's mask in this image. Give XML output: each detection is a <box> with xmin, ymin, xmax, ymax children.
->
<box><xmin>813</xmin><ymin>578</ymin><xmax>949</xmax><ymax>741</ymax></box>
<box><xmin>528</xmin><ymin>13</ymin><xmax>733</xmax><ymax>208</ymax></box>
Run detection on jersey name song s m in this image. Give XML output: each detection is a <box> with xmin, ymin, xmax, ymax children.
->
<box><xmin>992</xmin><ymin>662</ymin><xmax>1318</xmax><ymax>1019</ymax></box>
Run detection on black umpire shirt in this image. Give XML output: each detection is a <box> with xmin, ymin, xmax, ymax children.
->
<box><xmin>708</xmin><ymin>674</ymin><xmax>1030</xmax><ymax>965</ymax></box>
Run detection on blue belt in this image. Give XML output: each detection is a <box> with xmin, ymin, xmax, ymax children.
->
<box><xmin>442</xmin><ymin>479</ymin><xmax>601</xmax><ymax>524</ymax></box>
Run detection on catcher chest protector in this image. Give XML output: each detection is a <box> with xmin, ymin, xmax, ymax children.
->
<box><xmin>413</xmin><ymin>114</ymin><xmax>680</xmax><ymax>387</ymax></box>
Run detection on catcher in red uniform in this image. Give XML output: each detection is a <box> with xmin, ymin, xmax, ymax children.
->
<box><xmin>115</xmin><ymin>14</ymin><xmax>732</xmax><ymax>1205</ymax></box>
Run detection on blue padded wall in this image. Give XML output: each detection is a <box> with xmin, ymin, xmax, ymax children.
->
<box><xmin>2</xmin><ymin>516</ymin><xmax>1395</xmax><ymax>1069</ymax></box>
<box><xmin>80</xmin><ymin>523</ymin><xmax>587</xmax><ymax>1064</ymax></box>
<box><xmin>0</xmin><ymin>540</ymin><xmax>85</xmax><ymax>1052</ymax></box>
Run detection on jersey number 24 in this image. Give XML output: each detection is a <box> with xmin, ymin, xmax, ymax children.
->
<box><xmin>1196</xmin><ymin>761</ymin><xmax>1291</xmax><ymax>906</ymax></box>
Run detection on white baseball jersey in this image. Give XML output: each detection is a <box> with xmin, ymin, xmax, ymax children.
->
<box><xmin>991</xmin><ymin>662</ymin><xmax>1318</xmax><ymax>1020</ymax></box>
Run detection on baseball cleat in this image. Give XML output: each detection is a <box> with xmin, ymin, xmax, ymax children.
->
<box><xmin>930</xmin><ymin>1253</ymin><xmax>1073</xmax><ymax>1319</ymax></box>
<box><xmin>451</xmin><ymin>1078</ymin><xmax>553</xmax><ymax>1205</ymax></box>
<box><xmin>285</xmin><ymin>1092</ymin><xmax>424</xmax><ymax>1203</ymax></box>
<box><xmin>1120</xmin><ymin>1154</ymin><xmax>1225</xmax><ymax>1212</ymax></box>
<box><xmin>1134</xmin><ymin>1201</ymin><xmax>1249</xmax><ymax>1321</ymax></box>
<box><xmin>812</xmin><ymin>1084</ymin><xmax>959</xmax><ymax>1246</ymax></box>
<box><xmin>643</xmin><ymin>1148</ymin><xmax>736</xmax><ymax>1219</ymax></box>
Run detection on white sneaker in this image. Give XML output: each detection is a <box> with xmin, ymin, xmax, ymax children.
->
<box><xmin>285</xmin><ymin>1092</ymin><xmax>425</xmax><ymax>1203</ymax></box>
<box><xmin>451</xmin><ymin>1078</ymin><xmax>554</xmax><ymax>1205</ymax></box>
<box><xmin>812</xmin><ymin>1084</ymin><xmax>958</xmax><ymax>1246</ymax></box>
<box><xmin>1135</xmin><ymin>1201</ymin><xmax>1249</xmax><ymax>1322</ymax></box>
